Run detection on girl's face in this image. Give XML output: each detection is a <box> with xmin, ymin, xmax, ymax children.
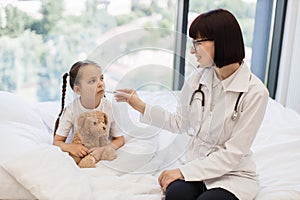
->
<box><xmin>74</xmin><ymin>64</ymin><xmax>105</xmax><ymax>106</ymax></box>
<box><xmin>190</xmin><ymin>38</ymin><xmax>215</xmax><ymax>68</ymax></box>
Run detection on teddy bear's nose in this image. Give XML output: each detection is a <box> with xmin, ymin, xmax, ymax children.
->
<box><xmin>103</xmin><ymin>126</ymin><xmax>106</xmax><ymax>131</ymax></box>
<box><xmin>93</xmin><ymin>122</ymin><xmax>97</xmax><ymax>125</ymax></box>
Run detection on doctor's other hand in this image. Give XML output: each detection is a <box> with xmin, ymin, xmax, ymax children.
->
<box><xmin>114</xmin><ymin>89</ymin><xmax>146</xmax><ymax>114</ymax></box>
<box><xmin>158</xmin><ymin>169</ymin><xmax>184</xmax><ymax>192</ymax></box>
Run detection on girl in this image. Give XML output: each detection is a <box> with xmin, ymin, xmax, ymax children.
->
<box><xmin>53</xmin><ymin>60</ymin><xmax>124</xmax><ymax>163</ymax></box>
<box><xmin>114</xmin><ymin>9</ymin><xmax>269</xmax><ymax>200</ymax></box>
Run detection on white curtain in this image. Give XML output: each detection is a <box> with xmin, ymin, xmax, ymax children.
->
<box><xmin>275</xmin><ymin>0</ymin><xmax>300</xmax><ymax>114</ymax></box>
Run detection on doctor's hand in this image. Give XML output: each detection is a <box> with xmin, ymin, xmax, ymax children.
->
<box><xmin>114</xmin><ymin>89</ymin><xmax>146</xmax><ymax>114</ymax></box>
<box><xmin>158</xmin><ymin>169</ymin><xmax>184</xmax><ymax>192</ymax></box>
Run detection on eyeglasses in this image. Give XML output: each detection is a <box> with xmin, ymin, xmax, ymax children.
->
<box><xmin>192</xmin><ymin>38</ymin><xmax>213</xmax><ymax>50</ymax></box>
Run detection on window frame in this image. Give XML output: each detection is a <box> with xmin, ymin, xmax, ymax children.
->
<box><xmin>173</xmin><ymin>0</ymin><xmax>189</xmax><ymax>90</ymax></box>
<box><xmin>266</xmin><ymin>0</ymin><xmax>287</xmax><ymax>98</ymax></box>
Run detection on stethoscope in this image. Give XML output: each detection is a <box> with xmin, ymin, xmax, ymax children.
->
<box><xmin>184</xmin><ymin>67</ymin><xmax>249</xmax><ymax>159</ymax></box>
<box><xmin>189</xmin><ymin>83</ymin><xmax>244</xmax><ymax>121</ymax></box>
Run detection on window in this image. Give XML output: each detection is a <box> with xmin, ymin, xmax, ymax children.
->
<box><xmin>1</xmin><ymin>0</ymin><xmax>275</xmax><ymax>102</ymax></box>
<box><xmin>0</xmin><ymin>0</ymin><xmax>177</xmax><ymax>101</ymax></box>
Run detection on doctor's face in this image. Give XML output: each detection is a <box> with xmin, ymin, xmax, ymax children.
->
<box><xmin>190</xmin><ymin>38</ymin><xmax>215</xmax><ymax>68</ymax></box>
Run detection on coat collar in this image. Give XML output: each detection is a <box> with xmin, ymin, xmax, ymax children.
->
<box><xmin>198</xmin><ymin>67</ymin><xmax>214</xmax><ymax>87</ymax></box>
<box><xmin>195</xmin><ymin>62</ymin><xmax>251</xmax><ymax>93</ymax></box>
<box><xmin>221</xmin><ymin>62</ymin><xmax>251</xmax><ymax>92</ymax></box>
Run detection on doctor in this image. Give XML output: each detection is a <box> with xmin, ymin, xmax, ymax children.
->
<box><xmin>114</xmin><ymin>9</ymin><xmax>269</xmax><ymax>200</ymax></box>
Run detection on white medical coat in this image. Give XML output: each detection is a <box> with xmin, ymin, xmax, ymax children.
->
<box><xmin>140</xmin><ymin>63</ymin><xmax>269</xmax><ymax>200</ymax></box>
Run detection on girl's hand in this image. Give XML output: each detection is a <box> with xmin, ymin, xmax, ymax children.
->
<box><xmin>67</xmin><ymin>143</ymin><xmax>89</xmax><ymax>158</ymax></box>
<box><xmin>114</xmin><ymin>89</ymin><xmax>146</xmax><ymax>114</ymax></box>
<box><xmin>158</xmin><ymin>169</ymin><xmax>184</xmax><ymax>191</ymax></box>
<box><xmin>53</xmin><ymin>135</ymin><xmax>88</xmax><ymax>157</ymax></box>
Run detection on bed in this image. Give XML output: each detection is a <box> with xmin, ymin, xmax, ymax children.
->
<box><xmin>0</xmin><ymin>90</ymin><xmax>300</xmax><ymax>200</ymax></box>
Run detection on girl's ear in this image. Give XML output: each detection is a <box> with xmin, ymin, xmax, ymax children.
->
<box><xmin>74</xmin><ymin>85</ymin><xmax>81</xmax><ymax>95</ymax></box>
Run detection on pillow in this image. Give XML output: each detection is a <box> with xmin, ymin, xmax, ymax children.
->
<box><xmin>0</xmin><ymin>91</ymin><xmax>46</xmax><ymax>130</ymax></box>
<box><xmin>35</xmin><ymin>101</ymin><xmax>61</xmax><ymax>134</ymax></box>
<box><xmin>2</xmin><ymin>145</ymin><xmax>93</xmax><ymax>200</ymax></box>
<box><xmin>0</xmin><ymin>121</ymin><xmax>52</xmax><ymax>163</ymax></box>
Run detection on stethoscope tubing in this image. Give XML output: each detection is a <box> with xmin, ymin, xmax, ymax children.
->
<box><xmin>189</xmin><ymin>83</ymin><xmax>243</xmax><ymax>121</ymax></box>
<box><xmin>189</xmin><ymin>84</ymin><xmax>205</xmax><ymax>106</ymax></box>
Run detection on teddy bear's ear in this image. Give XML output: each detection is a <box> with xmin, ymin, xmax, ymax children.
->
<box><xmin>77</xmin><ymin>114</ymin><xmax>86</xmax><ymax>127</ymax></box>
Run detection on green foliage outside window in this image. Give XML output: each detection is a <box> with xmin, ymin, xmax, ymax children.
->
<box><xmin>0</xmin><ymin>0</ymin><xmax>256</xmax><ymax>101</ymax></box>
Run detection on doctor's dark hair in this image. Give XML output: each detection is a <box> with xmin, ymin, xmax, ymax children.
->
<box><xmin>53</xmin><ymin>60</ymin><xmax>101</xmax><ymax>135</ymax></box>
<box><xmin>189</xmin><ymin>9</ymin><xmax>245</xmax><ymax>68</ymax></box>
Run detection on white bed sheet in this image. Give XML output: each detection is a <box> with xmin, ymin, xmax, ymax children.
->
<box><xmin>252</xmin><ymin>97</ymin><xmax>300</xmax><ymax>199</ymax></box>
<box><xmin>0</xmin><ymin>91</ymin><xmax>300</xmax><ymax>200</ymax></box>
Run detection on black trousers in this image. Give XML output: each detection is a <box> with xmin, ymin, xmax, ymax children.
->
<box><xmin>165</xmin><ymin>180</ymin><xmax>239</xmax><ymax>200</ymax></box>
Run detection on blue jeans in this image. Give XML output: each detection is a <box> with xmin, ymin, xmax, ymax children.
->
<box><xmin>165</xmin><ymin>180</ymin><xmax>239</xmax><ymax>200</ymax></box>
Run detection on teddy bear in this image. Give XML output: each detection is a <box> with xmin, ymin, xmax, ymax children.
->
<box><xmin>70</xmin><ymin>111</ymin><xmax>117</xmax><ymax>168</ymax></box>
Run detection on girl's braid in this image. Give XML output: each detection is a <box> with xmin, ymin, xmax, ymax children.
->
<box><xmin>53</xmin><ymin>73</ymin><xmax>68</xmax><ymax>136</ymax></box>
